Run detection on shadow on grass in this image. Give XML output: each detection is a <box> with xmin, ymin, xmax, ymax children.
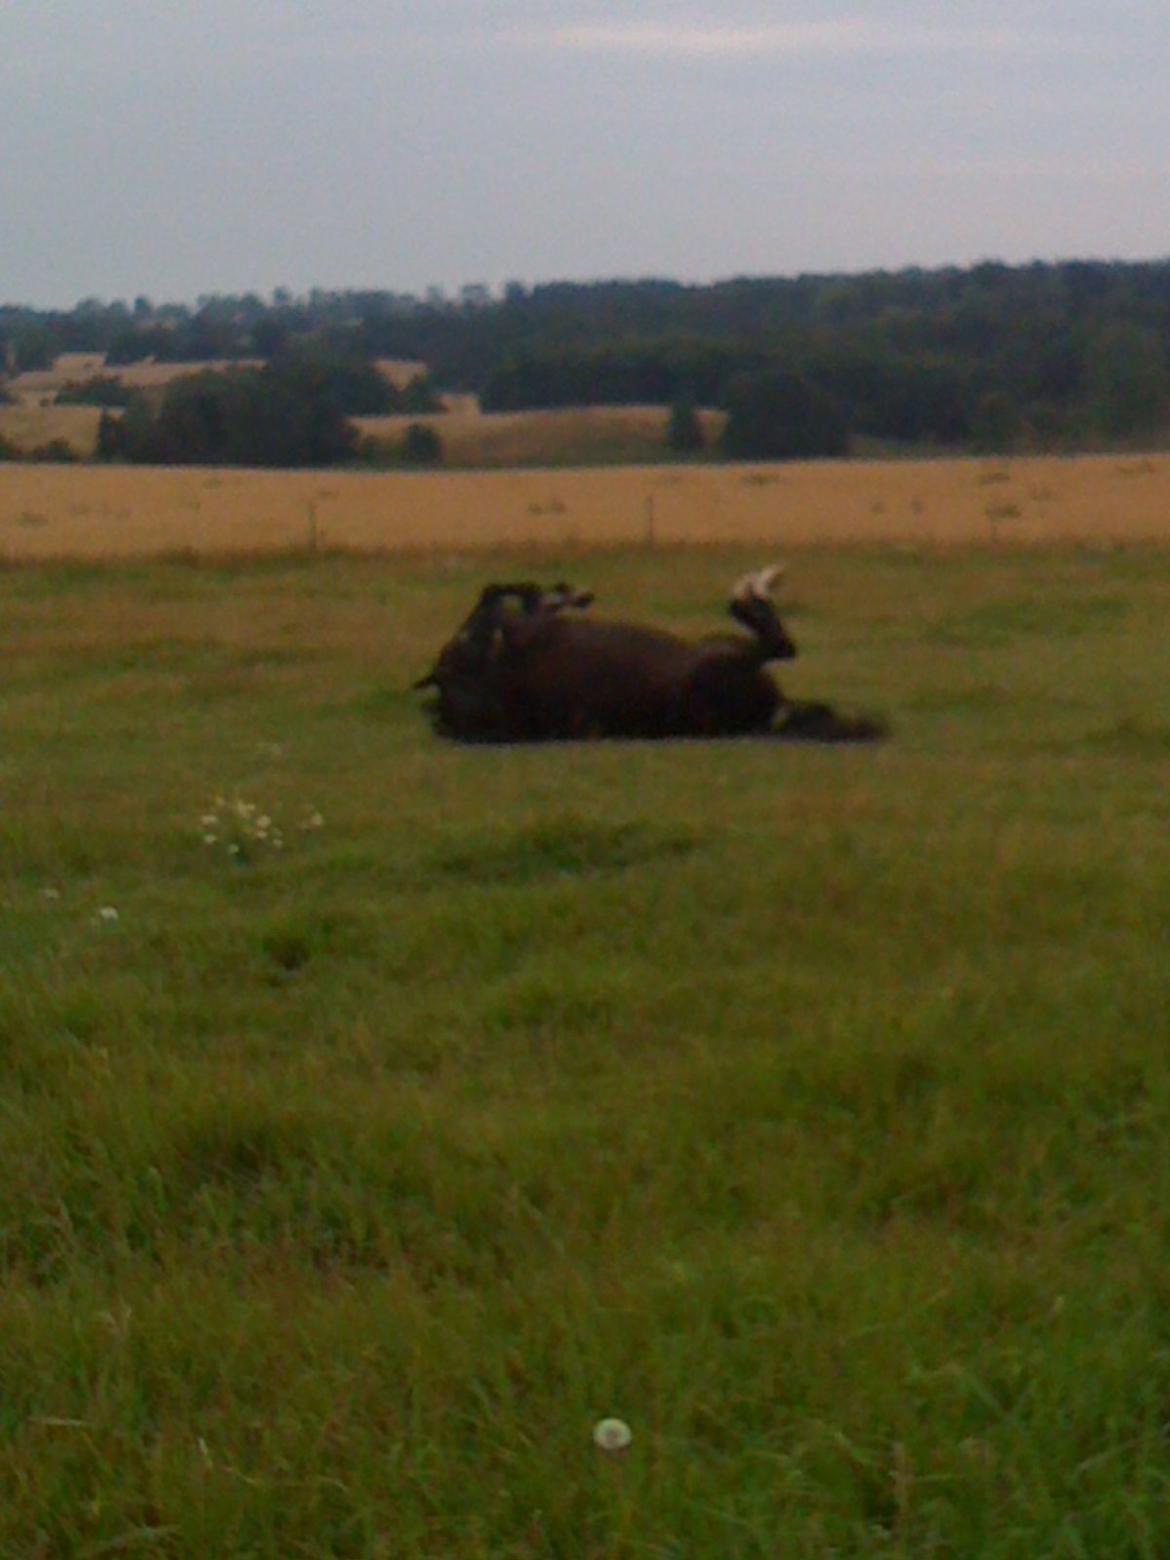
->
<box><xmin>432</xmin><ymin>813</ymin><xmax>702</xmax><ymax>886</ymax></box>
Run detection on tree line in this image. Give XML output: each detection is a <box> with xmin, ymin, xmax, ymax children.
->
<box><xmin>4</xmin><ymin>258</ymin><xmax>1170</xmax><ymax>460</ymax></box>
<box><xmin>87</xmin><ymin>351</ymin><xmax>443</xmax><ymax>468</ymax></box>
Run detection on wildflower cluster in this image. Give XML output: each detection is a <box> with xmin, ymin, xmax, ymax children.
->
<box><xmin>200</xmin><ymin>795</ymin><xmax>324</xmax><ymax>864</ymax></box>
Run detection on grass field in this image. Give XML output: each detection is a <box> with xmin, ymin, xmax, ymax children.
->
<box><xmin>4</xmin><ymin>451</ymin><xmax>1170</xmax><ymax>559</ymax></box>
<box><xmin>4</xmin><ymin>541</ymin><xmax>1170</xmax><ymax>1554</ymax></box>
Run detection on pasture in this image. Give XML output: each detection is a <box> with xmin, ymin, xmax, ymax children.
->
<box><xmin>4</xmin><ymin>536</ymin><xmax>1170</xmax><ymax>1555</ymax></box>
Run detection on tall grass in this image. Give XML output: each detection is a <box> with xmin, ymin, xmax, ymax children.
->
<box><xmin>3</xmin><ymin>546</ymin><xmax>1170</xmax><ymax>1554</ymax></box>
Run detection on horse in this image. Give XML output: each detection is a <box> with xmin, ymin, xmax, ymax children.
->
<box><xmin>414</xmin><ymin>567</ymin><xmax>884</xmax><ymax>743</ymax></box>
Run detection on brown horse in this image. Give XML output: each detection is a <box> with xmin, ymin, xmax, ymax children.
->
<box><xmin>415</xmin><ymin>568</ymin><xmax>884</xmax><ymax>743</ymax></box>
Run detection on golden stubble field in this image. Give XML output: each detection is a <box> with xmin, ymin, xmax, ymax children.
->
<box><xmin>2</xmin><ymin>452</ymin><xmax>1170</xmax><ymax>559</ymax></box>
<box><xmin>353</xmin><ymin>403</ymin><xmax>726</xmax><ymax>465</ymax></box>
<box><xmin>1</xmin><ymin>397</ymin><xmax>704</xmax><ymax>467</ymax></box>
<box><xmin>0</xmin><ymin>402</ymin><xmax>105</xmax><ymax>456</ymax></box>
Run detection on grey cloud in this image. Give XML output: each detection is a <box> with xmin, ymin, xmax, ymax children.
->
<box><xmin>2</xmin><ymin>0</ymin><xmax>1167</xmax><ymax>306</ymax></box>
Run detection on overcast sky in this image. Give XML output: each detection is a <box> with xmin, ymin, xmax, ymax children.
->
<box><xmin>3</xmin><ymin>1</ymin><xmax>1168</xmax><ymax>308</ymax></box>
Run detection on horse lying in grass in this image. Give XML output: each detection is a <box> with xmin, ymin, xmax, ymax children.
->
<box><xmin>414</xmin><ymin>567</ymin><xmax>885</xmax><ymax>743</ymax></box>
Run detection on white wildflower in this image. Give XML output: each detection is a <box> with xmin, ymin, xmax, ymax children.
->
<box><xmin>96</xmin><ymin>906</ymin><xmax>119</xmax><ymax>923</ymax></box>
<box><xmin>41</xmin><ymin>886</ymin><xmax>61</xmax><ymax>901</ymax></box>
<box><xmin>200</xmin><ymin>792</ymin><xmax>304</xmax><ymax>860</ymax></box>
<box><xmin>593</xmin><ymin>1418</ymin><xmax>632</xmax><ymax>1455</ymax></box>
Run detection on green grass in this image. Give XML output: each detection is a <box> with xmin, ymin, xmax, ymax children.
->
<box><xmin>3</xmin><ymin>544</ymin><xmax>1170</xmax><ymax>1555</ymax></box>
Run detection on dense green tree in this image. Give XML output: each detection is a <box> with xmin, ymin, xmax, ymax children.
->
<box><xmin>11</xmin><ymin>326</ymin><xmax>55</xmax><ymax>371</ymax></box>
<box><xmin>400</xmin><ymin>422</ymin><xmax>443</xmax><ymax>465</ymax></box>
<box><xmin>95</xmin><ymin>410</ymin><xmax>123</xmax><ymax>460</ymax></box>
<box><xmin>105</xmin><ymin>325</ymin><xmax>171</xmax><ymax>364</ymax></box>
<box><xmin>270</xmin><ymin>346</ymin><xmax>398</xmax><ymax>416</ymax></box>
<box><xmin>250</xmin><ymin>317</ymin><xmax>291</xmax><ymax>358</ymax></box>
<box><xmin>401</xmin><ymin>374</ymin><xmax>444</xmax><ymax>413</ymax></box>
<box><xmin>970</xmin><ymin>391</ymin><xmax>1024</xmax><ymax>453</ymax></box>
<box><xmin>56</xmin><ymin>376</ymin><xmax>133</xmax><ymax>407</ymax></box>
<box><xmin>720</xmin><ymin>369</ymin><xmax>849</xmax><ymax>460</ymax></box>
<box><xmin>113</xmin><ymin>363</ymin><xmax>358</xmax><ymax>467</ymax></box>
<box><xmin>1085</xmin><ymin>324</ymin><xmax>1169</xmax><ymax>438</ymax></box>
<box><xmin>481</xmin><ymin>339</ymin><xmax>758</xmax><ymax>412</ymax></box>
<box><xmin>666</xmin><ymin>397</ymin><xmax>704</xmax><ymax>454</ymax></box>
<box><xmin>27</xmin><ymin>438</ymin><xmax>77</xmax><ymax>462</ymax></box>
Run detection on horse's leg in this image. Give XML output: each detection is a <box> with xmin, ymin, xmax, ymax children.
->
<box><xmin>775</xmin><ymin>699</ymin><xmax>888</xmax><ymax>743</ymax></box>
<box><xmin>728</xmin><ymin>566</ymin><xmax>797</xmax><ymax>662</ymax></box>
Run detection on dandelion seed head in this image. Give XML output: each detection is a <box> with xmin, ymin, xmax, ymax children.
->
<box><xmin>593</xmin><ymin>1418</ymin><xmax>632</xmax><ymax>1454</ymax></box>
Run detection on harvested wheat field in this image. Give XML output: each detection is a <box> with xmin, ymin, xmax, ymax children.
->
<box><xmin>0</xmin><ymin>402</ymin><xmax>104</xmax><ymax>457</ymax></box>
<box><xmin>3</xmin><ymin>397</ymin><xmax>713</xmax><ymax>467</ymax></box>
<box><xmin>3</xmin><ymin>453</ymin><xmax>1170</xmax><ymax>559</ymax></box>
<box><xmin>354</xmin><ymin>403</ymin><xmax>725</xmax><ymax>466</ymax></box>
<box><xmin>6</xmin><ymin>359</ymin><xmax>265</xmax><ymax>402</ymax></box>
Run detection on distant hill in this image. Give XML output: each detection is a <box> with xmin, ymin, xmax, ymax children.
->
<box><xmin>4</xmin><ymin>260</ymin><xmax>1170</xmax><ymax>453</ymax></box>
